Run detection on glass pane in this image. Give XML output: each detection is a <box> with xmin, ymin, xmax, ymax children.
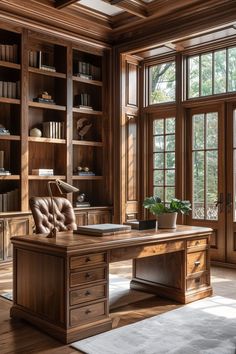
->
<box><xmin>193</xmin><ymin>151</ymin><xmax>205</xmax><ymax>219</ymax></box>
<box><xmin>214</xmin><ymin>50</ymin><xmax>226</xmax><ymax>94</ymax></box>
<box><xmin>153</xmin><ymin>119</ymin><xmax>164</xmax><ymax>135</ymax></box>
<box><xmin>201</xmin><ymin>53</ymin><xmax>212</xmax><ymax>96</ymax></box>
<box><xmin>153</xmin><ymin>186</ymin><xmax>164</xmax><ymax>201</ymax></box>
<box><xmin>228</xmin><ymin>47</ymin><xmax>236</xmax><ymax>92</ymax></box>
<box><xmin>165</xmin><ymin>118</ymin><xmax>175</xmax><ymax>134</ymax></box>
<box><xmin>206</xmin><ymin>112</ymin><xmax>218</xmax><ymax>149</ymax></box>
<box><xmin>165</xmin><ymin>187</ymin><xmax>175</xmax><ymax>203</ymax></box>
<box><xmin>206</xmin><ymin>150</ymin><xmax>218</xmax><ymax>220</ymax></box>
<box><xmin>166</xmin><ymin>169</ymin><xmax>175</xmax><ymax>185</ymax></box>
<box><xmin>192</xmin><ymin>114</ymin><xmax>204</xmax><ymax>150</ymax></box>
<box><xmin>153</xmin><ymin>136</ymin><xmax>164</xmax><ymax>152</ymax></box>
<box><xmin>154</xmin><ymin>153</ymin><xmax>164</xmax><ymax>168</ymax></box>
<box><xmin>149</xmin><ymin>62</ymin><xmax>176</xmax><ymax>104</ymax></box>
<box><xmin>188</xmin><ymin>56</ymin><xmax>199</xmax><ymax>98</ymax></box>
<box><xmin>153</xmin><ymin>170</ymin><xmax>164</xmax><ymax>186</ymax></box>
<box><xmin>165</xmin><ymin>152</ymin><xmax>175</xmax><ymax>168</ymax></box>
<box><xmin>165</xmin><ymin>134</ymin><xmax>175</xmax><ymax>151</ymax></box>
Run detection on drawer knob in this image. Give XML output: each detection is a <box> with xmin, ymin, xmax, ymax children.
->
<box><xmin>85</xmin><ymin>290</ymin><xmax>91</xmax><ymax>296</ymax></box>
<box><xmin>85</xmin><ymin>309</ymin><xmax>92</xmax><ymax>314</ymax></box>
<box><xmin>85</xmin><ymin>257</ymin><xmax>91</xmax><ymax>262</ymax></box>
<box><xmin>194</xmin><ymin>261</ymin><xmax>201</xmax><ymax>266</ymax></box>
<box><xmin>85</xmin><ymin>272</ymin><xmax>92</xmax><ymax>279</ymax></box>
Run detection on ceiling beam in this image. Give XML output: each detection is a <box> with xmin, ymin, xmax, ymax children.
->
<box><xmin>108</xmin><ymin>0</ymin><xmax>148</xmax><ymax>19</ymax></box>
<box><xmin>55</xmin><ymin>0</ymin><xmax>79</xmax><ymax>10</ymax></box>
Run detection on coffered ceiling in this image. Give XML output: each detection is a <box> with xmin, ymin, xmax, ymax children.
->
<box><xmin>0</xmin><ymin>0</ymin><xmax>236</xmax><ymax>52</ymax></box>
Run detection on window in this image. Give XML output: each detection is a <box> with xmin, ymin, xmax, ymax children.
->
<box><xmin>153</xmin><ymin>117</ymin><xmax>176</xmax><ymax>203</ymax></box>
<box><xmin>192</xmin><ymin>112</ymin><xmax>218</xmax><ymax>220</ymax></box>
<box><xmin>149</xmin><ymin>61</ymin><xmax>176</xmax><ymax>104</ymax></box>
<box><xmin>187</xmin><ymin>46</ymin><xmax>236</xmax><ymax>99</ymax></box>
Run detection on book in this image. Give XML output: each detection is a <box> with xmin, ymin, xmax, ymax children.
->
<box><xmin>33</xmin><ymin>97</ymin><xmax>55</xmax><ymax>104</ymax></box>
<box><xmin>74</xmin><ymin>223</ymin><xmax>131</xmax><ymax>236</ymax></box>
<box><xmin>124</xmin><ymin>220</ymin><xmax>157</xmax><ymax>230</ymax></box>
<box><xmin>32</xmin><ymin>168</ymin><xmax>54</xmax><ymax>176</ymax></box>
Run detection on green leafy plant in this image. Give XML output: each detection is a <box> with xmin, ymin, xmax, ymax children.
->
<box><xmin>143</xmin><ymin>196</ymin><xmax>191</xmax><ymax>215</ymax></box>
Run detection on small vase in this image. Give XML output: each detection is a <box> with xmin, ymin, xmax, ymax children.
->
<box><xmin>157</xmin><ymin>212</ymin><xmax>177</xmax><ymax>229</ymax></box>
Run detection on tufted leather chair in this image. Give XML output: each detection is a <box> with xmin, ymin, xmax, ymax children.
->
<box><xmin>29</xmin><ymin>196</ymin><xmax>77</xmax><ymax>234</ymax></box>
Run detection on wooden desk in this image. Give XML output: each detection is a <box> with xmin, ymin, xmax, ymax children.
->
<box><xmin>10</xmin><ymin>225</ymin><xmax>213</xmax><ymax>344</ymax></box>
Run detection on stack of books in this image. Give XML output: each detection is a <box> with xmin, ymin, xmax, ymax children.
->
<box><xmin>0</xmin><ymin>127</ymin><xmax>10</xmax><ymax>135</ymax></box>
<box><xmin>32</xmin><ymin>169</ymin><xmax>54</xmax><ymax>176</ymax></box>
<box><xmin>74</xmin><ymin>93</ymin><xmax>92</xmax><ymax>110</ymax></box>
<box><xmin>0</xmin><ymin>44</ymin><xmax>18</xmax><ymax>63</ymax></box>
<box><xmin>42</xmin><ymin>121</ymin><xmax>64</xmax><ymax>139</ymax></box>
<box><xmin>28</xmin><ymin>50</ymin><xmax>56</xmax><ymax>72</ymax></box>
<box><xmin>0</xmin><ymin>189</ymin><xmax>18</xmax><ymax>212</ymax></box>
<box><xmin>75</xmin><ymin>61</ymin><xmax>101</xmax><ymax>81</ymax></box>
<box><xmin>0</xmin><ymin>169</ymin><xmax>11</xmax><ymax>176</ymax></box>
<box><xmin>0</xmin><ymin>81</ymin><xmax>20</xmax><ymax>99</ymax></box>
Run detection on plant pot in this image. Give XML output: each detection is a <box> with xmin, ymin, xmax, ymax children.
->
<box><xmin>157</xmin><ymin>212</ymin><xmax>177</xmax><ymax>229</ymax></box>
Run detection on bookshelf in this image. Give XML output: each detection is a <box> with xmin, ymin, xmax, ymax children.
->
<box><xmin>0</xmin><ymin>26</ymin><xmax>112</xmax><ymax>262</ymax></box>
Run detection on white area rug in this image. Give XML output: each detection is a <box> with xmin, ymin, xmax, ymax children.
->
<box><xmin>71</xmin><ymin>296</ymin><xmax>236</xmax><ymax>354</ymax></box>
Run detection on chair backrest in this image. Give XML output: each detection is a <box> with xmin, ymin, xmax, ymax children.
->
<box><xmin>29</xmin><ymin>196</ymin><xmax>77</xmax><ymax>234</ymax></box>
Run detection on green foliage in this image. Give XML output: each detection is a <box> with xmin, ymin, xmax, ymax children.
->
<box><xmin>143</xmin><ymin>196</ymin><xmax>191</xmax><ymax>215</ymax></box>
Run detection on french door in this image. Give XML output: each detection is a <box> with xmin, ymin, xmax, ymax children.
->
<box><xmin>186</xmin><ymin>105</ymin><xmax>226</xmax><ymax>262</ymax></box>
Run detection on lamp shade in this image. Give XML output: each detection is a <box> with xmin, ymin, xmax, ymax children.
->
<box><xmin>55</xmin><ymin>179</ymin><xmax>79</xmax><ymax>194</ymax></box>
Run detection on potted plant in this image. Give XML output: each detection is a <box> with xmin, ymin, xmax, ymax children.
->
<box><xmin>143</xmin><ymin>196</ymin><xmax>191</xmax><ymax>229</ymax></box>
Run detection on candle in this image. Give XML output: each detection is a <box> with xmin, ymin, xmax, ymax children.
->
<box><xmin>0</xmin><ymin>150</ymin><xmax>4</xmax><ymax>169</ymax></box>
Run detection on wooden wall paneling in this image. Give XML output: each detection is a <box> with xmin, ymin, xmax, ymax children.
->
<box><xmin>21</xmin><ymin>29</ymin><xmax>29</xmax><ymax>211</ymax></box>
<box><xmin>66</xmin><ymin>43</ymin><xmax>73</xmax><ymax>197</ymax></box>
<box><xmin>102</xmin><ymin>49</ymin><xmax>113</xmax><ymax>207</ymax></box>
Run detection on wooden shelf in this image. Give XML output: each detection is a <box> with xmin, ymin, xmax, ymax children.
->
<box><xmin>0</xmin><ymin>135</ymin><xmax>20</xmax><ymax>141</ymax></box>
<box><xmin>0</xmin><ymin>97</ymin><xmax>20</xmax><ymax>105</ymax></box>
<box><xmin>29</xmin><ymin>67</ymin><xmax>66</xmax><ymax>79</ymax></box>
<box><xmin>28</xmin><ymin>137</ymin><xmax>66</xmax><ymax>144</ymax></box>
<box><xmin>72</xmin><ymin>140</ymin><xmax>103</xmax><ymax>147</ymax></box>
<box><xmin>0</xmin><ymin>60</ymin><xmax>20</xmax><ymax>70</ymax></box>
<box><xmin>29</xmin><ymin>175</ymin><xmax>66</xmax><ymax>180</ymax></box>
<box><xmin>72</xmin><ymin>175</ymin><xmax>103</xmax><ymax>180</ymax></box>
<box><xmin>72</xmin><ymin>76</ymin><xmax>102</xmax><ymax>87</ymax></box>
<box><xmin>29</xmin><ymin>101</ymin><xmax>66</xmax><ymax>111</ymax></box>
<box><xmin>73</xmin><ymin>107</ymin><xmax>102</xmax><ymax>115</ymax></box>
<box><xmin>0</xmin><ymin>175</ymin><xmax>20</xmax><ymax>180</ymax></box>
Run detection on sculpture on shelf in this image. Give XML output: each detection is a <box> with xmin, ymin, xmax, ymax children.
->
<box><xmin>77</xmin><ymin>118</ymin><xmax>92</xmax><ymax>140</ymax></box>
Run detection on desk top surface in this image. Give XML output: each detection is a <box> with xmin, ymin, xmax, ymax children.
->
<box><xmin>11</xmin><ymin>225</ymin><xmax>212</xmax><ymax>254</ymax></box>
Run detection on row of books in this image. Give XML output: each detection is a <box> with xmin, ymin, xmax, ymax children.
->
<box><xmin>0</xmin><ymin>189</ymin><xmax>18</xmax><ymax>212</ymax></box>
<box><xmin>75</xmin><ymin>61</ymin><xmax>101</xmax><ymax>81</ymax></box>
<box><xmin>0</xmin><ymin>81</ymin><xmax>20</xmax><ymax>99</ymax></box>
<box><xmin>29</xmin><ymin>50</ymin><xmax>56</xmax><ymax>72</ymax></box>
<box><xmin>74</xmin><ymin>93</ymin><xmax>92</xmax><ymax>108</ymax></box>
<box><xmin>0</xmin><ymin>44</ymin><xmax>18</xmax><ymax>63</ymax></box>
<box><xmin>42</xmin><ymin>121</ymin><xmax>65</xmax><ymax>139</ymax></box>
<box><xmin>32</xmin><ymin>169</ymin><xmax>54</xmax><ymax>176</ymax></box>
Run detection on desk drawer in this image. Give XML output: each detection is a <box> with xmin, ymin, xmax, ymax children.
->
<box><xmin>187</xmin><ymin>238</ymin><xmax>207</xmax><ymax>249</ymax></box>
<box><xmin>70</xmin><ymin>267</ymin><xmax>106</xmax><ymax>287</ymax></box>
<box><xmin>70</xmin><ymin>301</ymin><xmax>106</xmax><ymax>326</ymax></box>
<box><xmin>70</xmin><ymin>284</ymin><xmax>106</xmax><ymax>306</ymax></box>
<box><xmin>187</xmin><ymin>251</ymin><xmax>206</xmax><ymax>275</ymax></box>
<box><xmin>187</xmin><ymin>273</ymin><xmax>208</xmax><ymax>291</ymax></box>
<box><xmin>70</xmin><ymin>253</ymin><xmax>106</xmax><ymax>269</ymax></box>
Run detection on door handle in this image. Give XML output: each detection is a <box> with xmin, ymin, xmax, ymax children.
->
<box><xmin>214</xmin><ymin>193</ymin><xmax>224</xmax><ymax>213</ymax></box>
<box><xmin>226</xmin><ymin>193</ymin><xmax>232</xmax><ymax>212</ymax></box>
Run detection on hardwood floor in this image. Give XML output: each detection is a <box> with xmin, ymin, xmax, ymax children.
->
<box><xmin>1</xmin><ymin>261</ymin><xmax>236</xmax><ymax>353</ymax></box>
